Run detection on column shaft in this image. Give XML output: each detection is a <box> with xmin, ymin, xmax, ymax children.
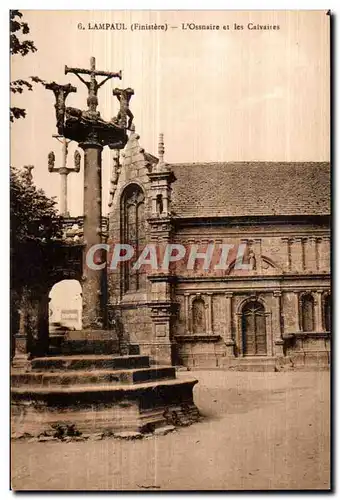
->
<box><xmin>60</xmin><ymin>173</ymin><xmax>68</xmax><ymax>216</ymax></box>
<box><xmin>315</xmin><ymin>291</ymin><xmax>323</xmax><ymax>332</ymax></box>
<box><xmin>294</xmin><ymin>291</ymin><xmax>301</xmax><ymax>332</ymax></box>
<box><xmin>81</xmin><ymin>143</ymin><xmax>104</xmax><ymax>329</ymax></box>
<box><xmin>224</xmin><ymin>292</ymin><xmax>234</xmax><ymax>355</ymax></box>
<box><xmin>273</xmin><ymin>291</ymin><xmax>284</xmax><ymax>356</ymax></box>
<box><xmin>184</xmin><ymin>294</ymin><xmax>190</xmax><ymax>333</ymax></box>
<box><xmin>291</xmin><ymin>238</ymin><xmax>304</xmax><ymax>273</ymax></box>
<box><xmin>207</xmin><ymin>294</ymin><xmax>213</xmax><ymax>334</ymax></box>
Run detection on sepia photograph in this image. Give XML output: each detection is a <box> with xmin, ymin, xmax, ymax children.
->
<box><xmin>10</xmin><ymin>9</ymin><xmax>331</xmax><ymax>491</ymax></box>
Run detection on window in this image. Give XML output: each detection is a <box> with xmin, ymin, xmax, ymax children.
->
<box><xmin>301</xmin><ymin>294</ymin><xmax>315</xmax><ymax>332</ymax></box>
<box><xmin>121</xmin><ymin>184</ymin><xmax>145</xmax><ymax>293</ymax></box>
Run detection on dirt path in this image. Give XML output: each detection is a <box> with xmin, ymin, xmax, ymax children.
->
<box><xmin>11</xmin><ymin>371</ymin><xmax>330</xmax><ymax>491</ymax></box>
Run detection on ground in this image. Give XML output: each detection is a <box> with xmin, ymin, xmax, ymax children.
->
<box><xmin>11</xmin><ymin>370</ymin><xmax>330</xmax><ymax>491</ymax></box>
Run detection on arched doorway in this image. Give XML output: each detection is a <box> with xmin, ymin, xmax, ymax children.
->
<box><xmin>242</xmin><ymin>301</ymin><xmax>267</xmax><ymax>356</ymax></box>
<box><xmin>49</xmin><ymin>280</ymin><xmax>82</xmax><ymax>336</ymax></box>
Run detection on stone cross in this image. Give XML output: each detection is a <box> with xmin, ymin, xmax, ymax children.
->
<box><xmin>47</xmin><ymin>136</ymin><xmax>81</xmax><ymax>216</ymax></box>
<box><xmin>45</xmin><ymin>82</ymin><xmax>77</xmax><ymax>132</ymax></box>
<box><xmin>46</xmin><ymin>56</ymin><xmax>130</xmax><ymax>330</ymax></box>
<box><xmin>65</xmin><ymin>57</ymin><xmax>122</xmax><ymax>116</ymax></box>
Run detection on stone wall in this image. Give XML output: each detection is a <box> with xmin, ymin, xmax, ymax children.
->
<box><xmin>107</xmin><ymin>136</ymin><xmax>330</xmax><ymax>369</ymax></box>
<box><xmin>171</xmin><ymin>219</ymin><xmax>331</xmax><ymax>368</ymax></box>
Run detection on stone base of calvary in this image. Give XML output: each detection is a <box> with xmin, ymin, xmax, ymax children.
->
<box><xmin>11</xmin><ymin>57</ymin><xmax>199</xmax><ymax>438</ymax></box>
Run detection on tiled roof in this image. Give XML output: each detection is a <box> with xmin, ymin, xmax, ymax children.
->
<box><xmin>170</xmin><ymin>162</ymin><xmax>331</xmax><ymax>218</ymax></box>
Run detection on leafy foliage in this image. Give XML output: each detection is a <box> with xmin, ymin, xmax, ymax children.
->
<box><xmin>10</xmin><ymin>167</ymin><xmax>62</xmax><ymax>292</ymax></box>
<box><xmin>10</xmin><ymin>10</ymin><xmax>38</xmax><ymax>122</ymax></box>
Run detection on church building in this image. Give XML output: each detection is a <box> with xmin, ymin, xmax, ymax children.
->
<box><xmin>106</xmin><ymin>131</ymin><xmax>331</xmax><ymax>371</ymax></box>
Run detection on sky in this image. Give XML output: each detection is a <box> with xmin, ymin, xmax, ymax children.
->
<box><xmin>11</xmin><ymin>10</ymin><xmax>330</xmax><ymax>217</ymax></box>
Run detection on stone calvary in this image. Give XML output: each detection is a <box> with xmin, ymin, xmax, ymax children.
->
<box><xmin>11</xmin><ymin>57</ymin><xmax>200</xmax><ymax>440</ymax></box>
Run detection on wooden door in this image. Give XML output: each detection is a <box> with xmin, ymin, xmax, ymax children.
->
<box><xmin>242</xmin><ymin>302</ymin><xmax>267</xmax><ymax>356</ymax></box>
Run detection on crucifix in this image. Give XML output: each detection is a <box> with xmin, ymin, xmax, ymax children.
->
<box><xmin>44</xmin><ymin>82</ymin><xmax>77</xmax><ymax>133</ymax></box>
<box><xmin>47</xmin><ymin>135</ymin><xmax>81</xmax><ymax>216</ymax></box>
<box><xmin>61</xmin><ymin>57</ymin><xmax>124</xmax><ymax>329</ymax></box>
<box><xmin>46</xmin><ymin>56</ymin><xmax>132</xmax><ymax>331</ymax></box>
<box><xmin>65</xmin><ymin>56</ymin><xmax>122</xmax><ymax>117</ymax></box>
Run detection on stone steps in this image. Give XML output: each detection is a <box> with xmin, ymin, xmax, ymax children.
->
<box><xmin>11</xmin><ymin>347</ymin><xmax>200</xmax><ymax>437</ymax></box>
<box><xmin>48</xmin><ymin>339</ymin><xmax>120</xmax><ymax>356</ymax></box>
<box><xmin>11</xmin><ymin>377</ymin><xmax>200</xmax><ymax>437</ymax></box>
<box><xmin>11</xmin><ymin>366</ymin><xmax>176</xmax><ymax>387</ymax></box>
<box><xmin>11</xmin><ymin>375</ymin><xmax>197</xmax><ymax>397</ymax></box>
<box><xmin>30</xmin><ymin>354</ymin><xmax>150</xmax><ymax>372</ymax></box>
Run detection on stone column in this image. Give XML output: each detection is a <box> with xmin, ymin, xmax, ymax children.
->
<box><xmin>319</xmin><ymin>236</ymin><xmax>330</xmax><ymax>273</ymax></box>
<box><xmin>37</xmin><ymin>293</ymin><xmax>50</xmax><ymax>356</ymax></box>
<box><xmin>224</xmin><ymin>292</ymin><xmax>234</xmax><ymax>356</ymax></box>
<box><xmin>151</xmin><ymin>195</ymin><xmax>157</xmax><ymax>216</ymax></box>
<box><xmin>273</xmin><ymin>290</ymin><xmax>284</xmax><ymax>356</ymax></box>
<box><xmin>163</xmin><ymin>194</ymin><xmax>169</xmax><ymax>215</ymax></box>
<box><xmin>149</xmin><ymin>299</ymin><xmax>175</xmax><ymax>365</ymax></box>
<box><xmin>184</xmin><ymin>293</ymin><xmax>190</xmax><ymax>333</ymax></box>
<box><xmin>80</xmin><ymin>139</ymin><xmax>105</xmax><ymax>329</ymax></box>
<box><xmin>304</xmin><ymin>237</ymin><xmax>317</xmax><ymax>273</ymax></box>
<box><xmin>13</xmin><ymin>289</ymin><xmax>35</xmax><ymax>368</ymax></box>
<box><xmin>252</xmin><ymin>239</ymin><xmax>262</xmax><ymax>273</ymax></box>
<box><xmin>146</xmin><ymin>135</ymin><xmax>177</xmax><ymax>365</ymax></box>
<box><xmin>13</xmin><ymin>292</ymin><xmax>29</xmax><ymax>368</ymax></box>
<box><xmin>206</xmin><ymin>293</ymin><xmax>213</xmax><ymax>334</ymax></box>
<box><xmin>293</xmin><ymin>291</ymin><xmax>301</xmax><ymax>332</ymax></box>
<box><xmin>314</xmin><ymin>290</ymin><xmax>323</xmax><ymax>332</ymax></box>
<box><xmin>281</xmin><ymin>237</ymin><xmax>291</xmax><ymax>271</ymax></box>
<box><xmin>291</xmin><ymin>237</ymin><xmax>304</xmax><ymax>273</ymax></box>
<box><xmin>60</xmin><ymin>171</ymin><xmax>68</xmax><ymax>216</ymax></box>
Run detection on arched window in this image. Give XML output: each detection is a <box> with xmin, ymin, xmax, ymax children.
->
<box><xmin>121</xmin><ymin>184</ymin><xmax>146</xmax><ymax>293</ymax></box>
<box><xmin>323</xmin><ymin>294</ymin><xmax>331</xmax><ymax>332</ymax></box>
<box><xmin>192</xmin><ymin>297</ymin><xmax>206</xmax><ymax>334</ymax></box>
<box><xmin>301</xmin><ymin>294</ymin><xmax>315</xmax><ymax>332</ymax></box>
<box><xmin>242</xmin><ymin>301</ymin><xmax>267</xmax><ymax>356</ymax></box>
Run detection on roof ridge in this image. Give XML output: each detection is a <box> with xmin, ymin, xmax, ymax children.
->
<box><xmin>170</xmin><ymin>161</ymin><xmax>330</xmax><ymax>167</ymax></box>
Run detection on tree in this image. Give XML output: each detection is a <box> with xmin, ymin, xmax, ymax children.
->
<box><xmin>10</xmin><ymin>10</ymin><xmax>37</xmax><ymax>122</ymax></box>
<box><xmin>10</xmin><ymin>166</ymin><xmax>62</xmax><ymax>359</ymax></box>
<box><xmin>10</xmin><ymin>166</ymin><xmax>62</xmax><ymax>292</ymax></box>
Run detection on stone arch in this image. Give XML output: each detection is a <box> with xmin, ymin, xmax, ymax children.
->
<box><xmin>191</xmin><ymin>296</ymin><xmax>206</xmax><ymax>334</ymax></box>
<box><xmin>226</xmin><ymin>255</ymin><xmax>283</xmax><ymax>275</ymax></box>
<box><xmin>49</xmin><ymin>279</ymin><xmax>83</xmax><ymax>332</ymax></box>
<box><xmin>119</xmin><ymin>180</ymin><xmax>146</xmax><ymax>202</ymax></box>
<box><xmin>236</xmin><ymin>295</ymin><xmax>268</xmax><ymax>315</ymax></box>
<box><xmin>261</xmin><ymin>256</ymin><xmax>283</xmax><ymax>274</ymax></box>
